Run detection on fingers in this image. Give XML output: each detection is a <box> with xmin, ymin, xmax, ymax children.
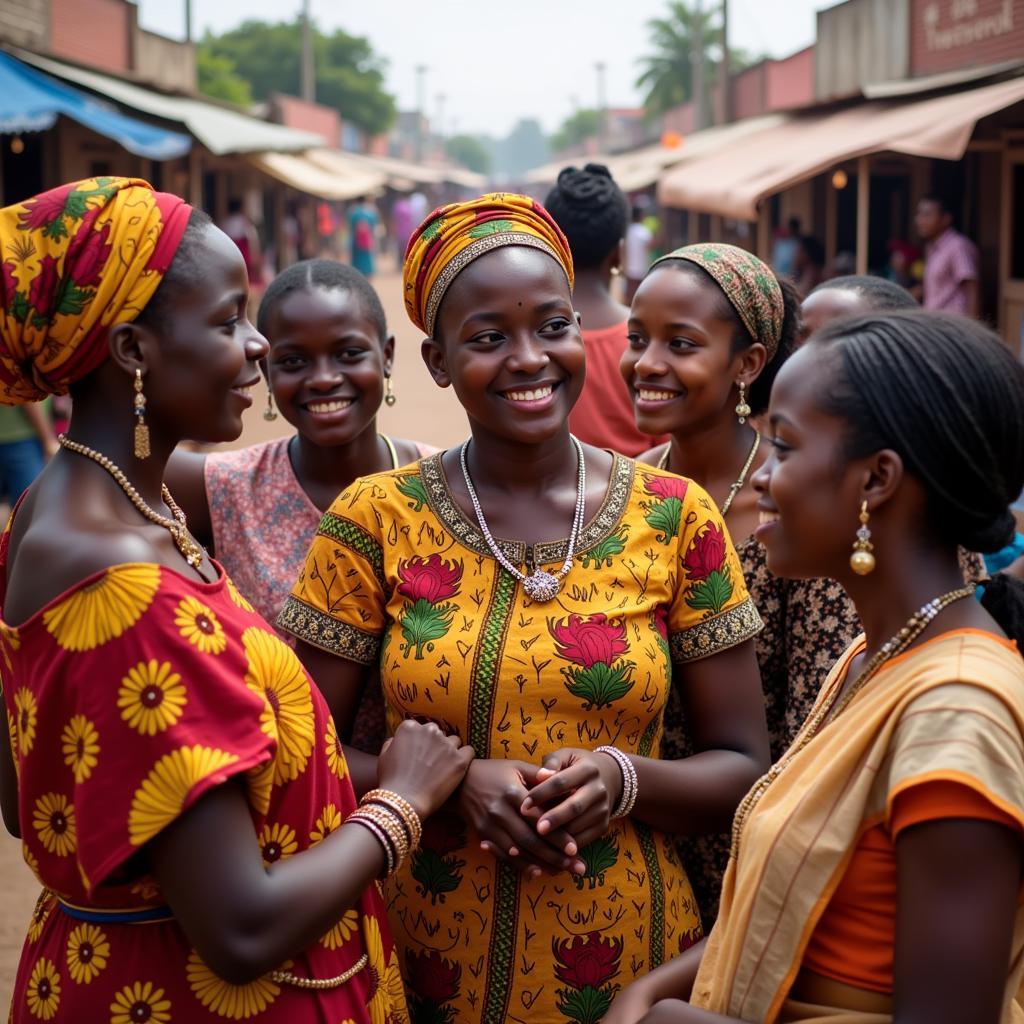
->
<box><xmin>536</xmin><ymin>781</ymin><xmax>611</xmax><ymax>835</ymax></box>
<box><xmin>522</xmin><ymin>759</ymin><xmax>594</xmax><ymax>812</ymax></box>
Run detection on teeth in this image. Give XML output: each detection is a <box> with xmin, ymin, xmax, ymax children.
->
<box><xmin>233</xmin><ymin>385</ymin><xmax>254</xmax><ymax>396</ymax></box>
<box><xmin>307</xmin><ymin>399</ymin><xmax>353</xmax><ymax>413</ymax></box>
<box><xmin>506</xmin><ymin>386</ymin><xmax>553</xmax><ymax>402</ymax></box>
<box><xmin>758</xmin><ymin>511</ymin><xmax>780</xmax><ymax>526</ymax></box>
<box><xmin>639</xmin><ymin>389</ymin><xmax>677</xmax><ymax>402</ymax></box>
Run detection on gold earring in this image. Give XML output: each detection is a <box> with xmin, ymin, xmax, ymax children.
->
<box><xmin>384</xmin><ymin>375</ymin><xmax>396</xmax><ymax>407</ymax></box>
<box><xmin>735</xmin><ymin>381</ymin><xmax>751</xmax><ymax>425</ymax></box>
<box><xmin>610</xmin><ymin>265</ymin><xmax>622</xmax><ymax>277</ymax></box>
<box><xmin>133</xmin><ymin>369</ymin><xmax>150</xmax><ymax>459</ymax></box>
<box><xmin>850</xmin><ymin>501</ymin><xmax>876</xmax><ymax>575</ymax></box>
<box><xmin>263</xmin><ymin>390</ymin><xmax>278</xmax><ymax>422</ymax></box>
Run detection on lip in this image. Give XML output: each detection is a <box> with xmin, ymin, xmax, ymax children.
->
<box><xmin>753</xmin><ymin>505</ymin><xmax>780</xmax><ymax>541</ymax></box>
<box><xmin>633</xmin><ymin>384</ymin><xmax>683</xmax><ymax>411</ymax></box>
<box><xmin>301</xmin><ymin>395</ymin><xmax>357</xmax><ymax>420</ymax></box>
<box><xmin>230</xmin><ymin>379</ymin><xmax>259</xmax><ymax>407</ymax></box>
<box><xmin>499</xmin><ymin>380</ymin><xmax>561</xmax><ymax>411</ymax></box>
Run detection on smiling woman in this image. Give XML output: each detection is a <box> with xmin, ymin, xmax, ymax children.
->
<box><xmin>280</xmin><ymin>193</ymin><xmax>771</xmax><ymax>1024</ymax></box>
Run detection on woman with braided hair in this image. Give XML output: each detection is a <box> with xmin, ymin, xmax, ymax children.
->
<box><xmin>606</xmin><ymin>310</ymin><xmax>1024</xmax><ymax>1024</ymax></box>
<box><xmin>545</xmin><ymin>164</ymin><xmax>665</xmax><ymax>456</ymax></box>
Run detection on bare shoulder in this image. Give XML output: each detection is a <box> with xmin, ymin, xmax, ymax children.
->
<box><xmin>633</xmin><ymin>442</ymin><xmax>669</xmax><ymax>467</ymax></box>
<box><xmin>392</xmin><ymin>437</ymin><xmax>437</xmax><ymax>466</ymax></box>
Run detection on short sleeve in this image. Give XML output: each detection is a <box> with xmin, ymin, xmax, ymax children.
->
<box><xmin>890</xmin><ymin>780</ymin><xmax>1022</xmax><ymax>840</ymax></box>
<box><xmin>277</xmin><ymin>484</ymin><xmax>388</xmax><ymax>665</ymax></box>
<box><xmin>665</xmin><ymin>478</ymin><xmax>762</xmax><ymax>663</ymax></box>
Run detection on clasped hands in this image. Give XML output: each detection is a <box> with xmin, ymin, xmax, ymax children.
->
<box><xmin>455</xmin><ymin>747</ymin><xmax>625</xmax><ymax>878</ymax></box>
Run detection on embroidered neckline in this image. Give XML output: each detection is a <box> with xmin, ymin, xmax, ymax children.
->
<box><xmin>418</xmin><ymin>450</ymin><xmax>635</xmax><ymax>565</ymax></box>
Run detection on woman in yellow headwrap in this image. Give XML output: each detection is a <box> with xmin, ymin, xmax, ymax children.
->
<box><xmin>0</xmin><ymin>177</ymin><xmax>473</xmax><ymax>1023</ymax></box>
<box><xmin>280</xmin><ymin>193</ymin><xmax>770</xmax><ymax>1024</ymax></box>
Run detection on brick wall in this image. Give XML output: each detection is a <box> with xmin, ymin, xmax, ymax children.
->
<box><xmin>49</xmin><ymin>0</ymin><xmax>131</xmax><ymax>75</ymax></box>
<box><xmin>0</xmin><ymin>0</ymin><xmax>48</xmax><ymax>50</ymax></box>
<box><xmin>911</xmin><ymin>0</ymin><xmax>1023</xmax><ymax>75</ymax></box>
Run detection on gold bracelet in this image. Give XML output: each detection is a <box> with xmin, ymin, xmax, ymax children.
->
<box><xmin>348</xmin><ymin>806</ymin><xmax>409</xmax><ymax>868</ymax></box>
<box><xmin>346</xmin><ymin>814</ymin><xmax>395</xmax><ymax>877</ymax></box>
<box><xmin>270</xmin><ymin>953</ymin><xmax>368</xmax><ymax>990</ymax></box>
<box><xmin>361</xmin><ymin>789</ymin><xmax>423</xmax><ymax>849</ymax></box>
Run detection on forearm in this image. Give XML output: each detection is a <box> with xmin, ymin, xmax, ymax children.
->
<box><xmin>645</xmin><ymin>939</ymin><xmax>707</xmax><ymax>1001</ymax></box>
<box><xmin>628</xmin><ymin>748</ymin><xmax>763</xmax><ymax>835</ymax></box>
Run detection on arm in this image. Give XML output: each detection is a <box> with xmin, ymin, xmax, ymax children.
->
<box><xmin>962</xmin><ymin>279</ymin><xmax>980</xmax><ymax>319</ymax></box>
<box><xmin>22</xmin><ymin>402</ymin><xmax>57</xmax><ymax>459</ymax></box>
<box><xmin>164</xmin><ymin>449</ymin><xmax>213</xmax><ymax>550</ymax></box>
<box><xmin>149</xmin><ymin>719</ymin><xmax>473</xmax><ymax>984</ymax></box>
<box><xmin>891</xmin><ymin>818</ymin><xmax>1021</xmax><ymax>1024</ymax></box>
<box><xmin>0</xmin><ymin>699</ymin><xmax>18</xmax><ymax>837</ymax></box>
<box><xmin>603</xmin><ymin>939</ymin><xmax>707</xmax><ymax>1024</ymax></box>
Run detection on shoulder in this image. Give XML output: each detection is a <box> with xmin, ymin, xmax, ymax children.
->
<box><xmin>634</xmin><ymin>442</ymin><xmax>668</xmax><ymax>467</ymax></box>
<box><xmin>206</xmin><ymin>437</ymin><xmax>289</xmax><ymax>477</ymax></box>
<box><xmin>325</xmin><ymin>461</ymin><xmax>432</xmax><ymax>525</ymax></box>
<box><xmin>390</xmin><ymin>437</ymin><xmax>439</xmax><ymax>465</ymax></box>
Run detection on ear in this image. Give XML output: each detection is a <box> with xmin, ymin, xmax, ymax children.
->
<box><xmin>733</xmin><ymin>341</ymin><xmax>769</xmax><ymax>387</ymax></box>
<box><xmin>421</xmin><ymin>337</ymin><xmax>451</xmax><ymax>389</ymax></box>
<box><xmin>857</xmin><ymin>448</ymin><xmax>905</xmax><ymax>513</ymax></box>
<box><xmin>382</xmin><ymin>333</ymin><xmax>396</xmax><ymax>377</ymax></box>
<box><xmin>107</xmin><ymin>320</ymin><xmax>154</xmax><ymax>378</ymax></box>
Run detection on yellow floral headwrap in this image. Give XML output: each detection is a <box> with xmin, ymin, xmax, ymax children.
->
<box><xmin>402</xmin><ymin>192</ymin><xmax>574</xmax><ymax>336</ymax></box>
<box><xmin>0</xmin><ymin>176</ymin><xmax>191</xmax><ymax>404</ymax></box>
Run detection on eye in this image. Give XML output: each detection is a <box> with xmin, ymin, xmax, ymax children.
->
<box><xmin>668</xmin><ymin>336</ymin><xmax>697</xmax><ymax>351</ymax></box>
<box><xmin>540</xmin><ymin>317</ymin><xmax>572</xmax><ymax>336</ymax></box>
<box><xmin>626</xmin><ymin>332</ymin><xmax>647</xmax><ymax>348</ymax></box>
<box><xmin>221</xmin><ymin>316</ymin><xmax>239</xmax><ymax>332</ymax></box>
<box><xmin>467</xmin><ymin>331</ymin><xmax>504</xmax><ymax>346</ymax></box>
<box><xmin>338</xmin><ymin>347</ymin><xmax>368</xmax><ymax>361</ymax></box>
<box><xmin>767</xmin><ymin>436</ymin><xmax>791</xmax><ymax>455</ymax></box>
<box><xmin>275</xmin><ymin>354</ymin><xmax>306</xmax><ymax>370</ymax></box>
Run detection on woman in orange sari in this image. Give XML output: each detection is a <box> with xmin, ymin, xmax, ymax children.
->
<box><xmin>605</xmin><ymin>310</ymin><xmax>1024</xmax><ymax>1024</ymax></box>
<box><xmin>0</xmin><ymin>178</ymin><xmax>472</xmax><ymax>1023</ymax></box>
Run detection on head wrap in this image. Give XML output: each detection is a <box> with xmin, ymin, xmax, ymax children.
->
<box><xmin>402</xmin><ymin>193</ymin><xmax>574</xmax><ymax>336</ymax></box>
<box><xmin>0</xmin><ymin>176</ymin><xmax>191</xmax><ymax>404</ymax></box>
<box><xmin>650</xmin><ymin>243</ymin><xmax>784</xmax><ymax>357</ymax></box>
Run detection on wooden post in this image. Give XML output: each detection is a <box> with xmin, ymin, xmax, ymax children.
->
<box><xmin>756</xmin><ymin>203</ymin><xmax>771</xmax><ymax>261</ymax></box>
<box><xmin>187</xmin><ymin>146</ymin><xmax>202</xmax><ymax>208</ymax></box>
<box><xmin>856</xmin><ymin>155</ymin><xmax>870</xmax><ymax>275</ymax></box>
<box><xmin>825</xmin><ymin>171</ymin><xmax>837</xmax><ymax>267</ymax></box>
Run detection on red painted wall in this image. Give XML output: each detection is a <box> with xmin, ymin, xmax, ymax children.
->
<box><xmin>911</xmin><ymin>0</ymin><xmax>1023</xmax><ymax>76</ymax></box>
<box><xmin>49</xmin><ymin>0</ymin><xmax>132</xmax><ymax>74</ymax></box>
<box><xmin>767</xmin><ymin>47</ymin><xmax>815</xmax><ymax>110</ymax></box>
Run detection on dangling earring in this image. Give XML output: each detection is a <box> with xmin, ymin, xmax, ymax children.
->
<box><xmin>133</xmin><ymin>369</ymin><xmax>150</xmax><ymax>460</ymax></box>
<box><xmin>384</xmin><ymin>375</ymin><xmax>397</xmax><ymax>407</ymax></box>
<box><xmin>263</xmin><ymin>390</ymin><xmax>278</xmax><ymax>422</ymax></box>
<box><xmin>610</xmin><ymin>265</ymin><xmax>622</xmax><ymax>277</ymax></box>
<box><xmin>735</xmin><ymin>381</ymin><xmax>751</xmax><ymax>425</ymax></box>
<box><xmin>850</xmin><ymin>500</ymin><xmax>876</xmax><ymax>575</ymax></box>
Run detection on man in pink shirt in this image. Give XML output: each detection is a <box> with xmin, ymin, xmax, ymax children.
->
<box><xmin>915</xmin><ymin>195</ymin><xmax>980</xmax><ymax>317</ymax></box>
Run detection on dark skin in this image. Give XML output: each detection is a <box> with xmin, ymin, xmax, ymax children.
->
<box><xmin>165</xmin><ymin>284</ymin><xmax>423</xmax><ymax>549</ymax></box>
<box><xmin>914</xmin><ymin>199</ymin><xmax>978</xmax><ymax>318</ymax></box>
<box><xmin>798</xmin><ymin>287</ymin><xmax>868</xmax><ymax>346</ymax></box>
<box><xmin>0</xmin><ymin>222</ymin><xmax>473</xmax><ymax>984</ymax></box>
<box><xmin>622</xmin><ymin>265</ymin><xmax>769</xmax><ymax>545</ymax></box>
<box><xmin>572</xmin><ymin>243</ymin><xmax>630</xmax><ymax>332</ymax></box>
<box><xmin>605</xmin><ymin>341</ymin><xmax>1022</xmax><ymax>1024</ymax></box>
<box><xmin>297</xmin><ymin>245</ymin><xmax>769</xmax><ymax>880</ymax></box>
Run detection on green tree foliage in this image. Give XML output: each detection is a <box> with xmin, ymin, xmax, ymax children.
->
<box><xmin>636</xmin><ymin>1</ymin><xmax>753</xmax><ymax>118</ymax></box>
<box><xmin>445</xmin><ymin>135</ymin><xmax>491</xmax><ymax>175</ymax></box>
<box><xmin>196</xmin><ymin>49</ymin><xmax>253</xmax><ymax>107</ymax></box>
<box><xmin>197</xmin><ymin>19</ymin><xmax>396</xmax><ymax>136</ymax></box>
<box><xmin>550</xmin><ymin>109</ymin><xmax>602</xmax><ymax>153</ymax></box>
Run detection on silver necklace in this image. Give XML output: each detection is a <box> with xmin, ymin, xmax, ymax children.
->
<box><xmin>459</xmin><ymin>436</ymin><xmax>587</xmax><ymax>602</ymax></box>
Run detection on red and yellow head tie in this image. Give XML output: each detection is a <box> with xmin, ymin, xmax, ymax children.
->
<box><xmin>402</xmin><ymin>192</ymin><xmax>574</xmax><ymax>337</ymax></box>
<box><xmin>0</xmin><ymin>176</ymin><xmax>191</xmax><ymax>404</ymax></box>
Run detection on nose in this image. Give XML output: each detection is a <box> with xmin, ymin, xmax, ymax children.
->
<box><xmin>244</xmin><ymin>325</ymin><xmax>269</xmax><ymax>363</ymax></box>
<box><xmin>307</xmin><ymin>356</ymin><xmax>345</xmax><ymax>390</ymax></box>
<box><xmin>633</xmin><ymin>340</ymin><xmax>669</xmax><ymax>378</ymax></box>
<box><xmin>751</xmin><ymin>447</ymin><xmax>774</xmax><ymax>495</ymax></box>
<box><xmin>505</xmin><ymin>331</ymin><xmax>549</xmax><ymax>375</ymax></box>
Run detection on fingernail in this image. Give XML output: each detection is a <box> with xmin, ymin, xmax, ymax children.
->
<box><xmin>529</xmin><ymin>867</ymin><xmax>541</xmax><ymax>879</ymax></box>
<box><xmin>480</xmin><ymin>841</ymin><xmax>490</xmax><ymax>852</ymax></box>
<box><xmin>522</xmin><ymin>798</ymin><xmax>533</xmax><ymax>810</ymax></box>
<box><xmin>537</xmin><ymin>820</ymin><xmax>549</xmax><ymax>834</ymax></box>
<box><xmin>508</xmin><ymin>846</ymin><xmax>519</xmax><ymax>857</ymax></box>
<box><xmin>573</xmin><ymin>860</ymin><xmax>586</xmax><ymax>875</ymax></box>
<box><xmin>565</xmin><ymin>841</ymin><xmax>577</xmax><ymax>856</ymax></box>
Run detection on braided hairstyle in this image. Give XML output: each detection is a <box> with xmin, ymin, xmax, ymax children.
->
<box><xmin>808</xmin><ymin>275</ymin><xmax>917</xmax><ymax>311</ymax></box>
<box><xmin>812</xmin><ymin>310</ymin><xmax>1024</xmax><ymax>646</ymax></box>
<box><xmin>650</xmin><ymin>260</ymin><xmax>802</xmax><ymax>416</ymax></box>
<box><xmin>544</xmin><ymin>164</ymin><xmax>628</xmax><ymax>271</ymax></box>
<box><xmin>257</xmin><ymin>259</ymin><xmax>387</xmax><ymax>341</ymax></box>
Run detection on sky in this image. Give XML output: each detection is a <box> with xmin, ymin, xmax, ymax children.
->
<box><xmin>137</xmin><ymin>0</ymin><xmax>835</xmax><ymax>136</ymax></box>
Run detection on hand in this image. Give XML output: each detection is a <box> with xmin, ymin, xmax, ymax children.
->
<box><xmin>522</xmin><ymin>747</ymin><xmax>623</xmax><ymax>849</ymax></box>
<box><xmin>457</xmin><ymin>759</ymin><xmax>585</xmax><ymax>877</ymax></box>
<box><xmin>376</xmin><ymin>719</ymin><xmax>473</xmax><ymax>820</ymax></box>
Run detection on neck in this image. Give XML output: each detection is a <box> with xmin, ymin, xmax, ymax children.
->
<box><xmin>665</xmin><ymin>414</ymin><xmax>756</xmax><ymax>485</ymax></box>
<box><xmin>844</xmin><ymin>544</ymin><xmax>968</xmax><ymax>659</ymax></box>
<box><xmin>62</xmin><ymin>403</ymin><xmax>172</xmax><ymax>509</ymax></box>
<box><xmin>289</xmin><ymin>422</ymin><xmax>389</xmax><ymax>505</ymax></box>
<box><xmin>464</xmin><ymin>422</ymin><xmax>578</xmax><ymax>497</ymax></box>
<box><xmin>572</xmin><ymin>270</ymin><xmax>628</xmax><ymax>329</ymax></box>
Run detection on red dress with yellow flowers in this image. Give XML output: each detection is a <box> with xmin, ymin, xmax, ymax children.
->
<box><xmin>1</xmin><ymin>526</ymin><xmax>407</xmax><ymax>1022</ymax></box>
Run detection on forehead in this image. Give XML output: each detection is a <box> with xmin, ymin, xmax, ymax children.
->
<box><xmin>178</xmin><ymin>222</ymin><xmax>248</xmax><ymax>298</ymax></box>
<box><xmin>269</xmin><ymin>285</ymin><xmax>376</xmax><ymax>334</ymax></box>
<box><xmin>771</xmin><ymin>341</ymin><xmax>836</xmax><ymax>414</ymax></box>
<box><xmin>801</xmin><ymin>289</ymin><xmax>866</xmax><ymax>332</ymax></box>
<box><xmin>631</xmin><ymin>264</ymin><xmax>728</xmax><ymax>321</ymax></box>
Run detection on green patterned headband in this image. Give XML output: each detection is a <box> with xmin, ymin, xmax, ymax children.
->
<box><xmin>650</xmin><ymin>243</ymin><xmax>784</xmax><ymax>357</ymax></box>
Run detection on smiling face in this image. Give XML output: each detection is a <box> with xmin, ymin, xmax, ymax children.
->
<box><xmin>142</xmin><ymin>222</ymin><xmax>268</xmax><ymax>443</ymax></box>
<box><xmin>423</xmin><ymin>246</ymin><xmax>583</xmax><ymax>445</ymax></box>
<box><xmin>621</xmin><ymin>264</ymin><xmax>751</xmax><ymax>436</ymax></box>
<box><xmin>263</xmin><ymin>285</ymin><xmax>393</xmax><ymax>448</ymax></box>
<box><xmin>751</xmin><ymin>341</ymin><xmax>865</xmax><ymax>580</ymax></box>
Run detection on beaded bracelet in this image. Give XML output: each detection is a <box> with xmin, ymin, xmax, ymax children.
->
<box><xmin>346</xmin><ymin>814</ymin><xmax>396</xmax><ymax>877</ymax></box>
<box><xmin>350</xmin><ymin>804</ymin><xmax>410</xmax><ymax>866</ymax></box>
<box><xmin>361</xmin><ymin>789</ymin><xmax>423</xmax><ymax>850</ymax></box>
<box><xmin>595</xmin><ymin>745</ymin><xmax>638</xmax><ymax>819</ymax></box>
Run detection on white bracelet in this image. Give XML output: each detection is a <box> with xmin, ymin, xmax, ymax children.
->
<box><xmin>596</xmin><ymin>745</ymin><xmax>638</xmax><ymax>819</ymax></box>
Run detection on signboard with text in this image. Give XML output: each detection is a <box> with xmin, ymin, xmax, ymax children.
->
<box><xmin>911</xmin><ymin>0</ymin><xmax>1023</xmax><ymax>76</ymax></box>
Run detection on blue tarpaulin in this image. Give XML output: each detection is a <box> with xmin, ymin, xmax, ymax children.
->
<box><xmin>0</xmin><ymin>51</ymin><xmax>190</xmax><ymax>160</ymax></box>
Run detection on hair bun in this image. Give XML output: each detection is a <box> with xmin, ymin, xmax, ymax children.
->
<box><xmin>958</xmin><ymin>508</ymin><xmax>1018</xmax><ymax>556</ymax></box>
<box><xmin>555</xmin><ymin>164</ymin><xmax>618</xmax><ymax>206</ymax></box>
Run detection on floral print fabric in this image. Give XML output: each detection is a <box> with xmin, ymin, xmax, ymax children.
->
<box><xmin>1</xmin><ymin>520</ymin><xmax>407</xmax><ymax>1021</ymax></box>
<box><xmin>280</xmin><ymin>452</ymin><xmax>762</xmax><ymax>1024</ymax></box>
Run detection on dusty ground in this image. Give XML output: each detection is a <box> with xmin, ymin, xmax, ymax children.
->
<box><xmin>0</xmin><ymin>266</ymin><xmax>469</xmax><ymax>1011</ymax></box>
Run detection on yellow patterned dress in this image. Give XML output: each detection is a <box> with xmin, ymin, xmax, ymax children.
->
<box><xmin>280</xmin><ymin>452</ymin><xmax>762</xmax><ymax>1024</ymax></box>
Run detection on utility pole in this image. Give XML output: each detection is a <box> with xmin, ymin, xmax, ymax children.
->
<box><xmin>692</xmin><ymin>0</ymin><xmax>705</xmax><ymax>130</ymax></box>
<box><xmin>436</xmin><ymin>92</ymin><xmax>446</xmax><ymax>158</ymax></box>
<box><xmin>719</xmin><ymin>0</ymin><xmax>731</xmax><ymax>124</ymax></box>
<box><xmin>184</xmin><ymin>0</ymin><xmax>192</xmax><ymax>43</ymax></box>
<box><xmin>595</xmin><ymin>61</ymin><xmax>607</xmax><ymax>151</ymax></box>
<box><xmin>415</xmin><ymin>64</ymin><xmax>428</xmax><ymax>162</ymax></box>
<box><xmin>300</xmin><ymin>0</ymin><xmax>315</xmax><ymax>103</ymax></box>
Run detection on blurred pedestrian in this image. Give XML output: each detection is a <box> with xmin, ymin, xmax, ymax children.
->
<box><xmin>221</xmin><ymin>197</ymin><xmax>263</xmax><ymax>287</ymax></box>
<box><xmin>348</xmin><ymin>196</ymin><xmax>379</xmax><ymax>278</ymax></box>
<box><xmin>624</xmin><ymin>203</ymin><xmax>653</xmax><ymax>301</ymax></box>
<box><xmin>392</xmin><ymin>194</ymin><xmax>413</xmax><ymax>269</ymax></box>
<box><xmin>915</xmin><ymin>194</ymin><xmax>980</xmax><ymax>316</ymax></box>
<box><xmin>545</xmin><ymin>163</ymin><xmax>666</xmax><ymax>456</ymax></box>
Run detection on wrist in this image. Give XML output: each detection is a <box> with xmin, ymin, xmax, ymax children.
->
<box><xmin>595</xmin><ymin>746</ymin><xmax>638</xmax><ymax>819</ymax></box>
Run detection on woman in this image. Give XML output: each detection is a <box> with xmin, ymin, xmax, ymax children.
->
<box><xmin>0</xmin><ymin>178</ymin><xmax>472</xmax><ymax>1022</ymax></box>
<box><xmin>166</xmin><ymin>260</ymin><xmax>435</xmax><ymax>750</ymax></box>
<box><xmin>624</xmin><ymin>248</ymin><xmax>983</xmax><ymax>925</ymax></box>
<box><xmin>279</xmin><ymin>194</ymin><xmax>770</xmax><ymax>1024</ymax></box>
<box><xmin>800</xmin><ymin>274</ymin><xmax>916</xmax><ymax>344</ymax></box>
<box><xmin>606</xmin><ymin>310</ymin><xmax>1024</xmax><ymax>1024</ymax></box>
<box><xmin>348</xmin><ymin>198</ymin><xmax>378</xmax><ymax>279</ymax></box>
<box><xmin>544</xmin><ymin>163</ymin><xmax>664</xmax><ymax>456</ymax></box>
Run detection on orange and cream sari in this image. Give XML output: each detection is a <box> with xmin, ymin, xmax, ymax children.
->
<box><xmin>691</xmin><ymin>629</ymin><xmax>1024</xmax><ymax>1023</ymax></box>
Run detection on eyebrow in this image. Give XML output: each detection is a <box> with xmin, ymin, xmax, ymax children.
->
<box><xmin>627</xmin><ymin>317</ymin><xmax>707</xmax><ymax>335</ymax></box>
<box><xmin>461</xmin><ymin>298</ymin><xmax>569</xmax><ymax>327</ymax></box>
